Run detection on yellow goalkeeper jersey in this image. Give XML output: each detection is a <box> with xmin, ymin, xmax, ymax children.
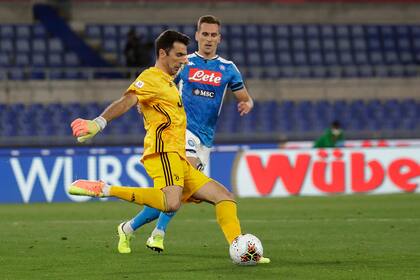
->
<box><xmin>126</xmin><ymin>67</ymin><xmax>186</xmax><ymax>161</ymax></box>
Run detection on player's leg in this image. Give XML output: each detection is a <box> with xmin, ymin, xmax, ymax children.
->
<box><xmin>145</xmin><ymin>211</ymin><xmax>175</xmax><ymax>252</ymax></box>
<box><xmin>68</xmin><ymin>153</ymin><xmax>184</xmax><ymax>212</ymax></box>
<box><xmin>191</xmin><ymin>180</ymin><xmax>241</xmax><ymax>244</ymax></box>
<box><xmin>146</xmin><ymin>131</ymin><xmax>209</xmax><ymax>252</ymax></box>
<box><xmin>186</xmin><ymin>166</ymin><xmax>270</xmax><ymax>264</ymax></box>
<box><xmin>117</xmin><ymin>206</ymin><xmax>161</xmax><ymax>253</ymax></box>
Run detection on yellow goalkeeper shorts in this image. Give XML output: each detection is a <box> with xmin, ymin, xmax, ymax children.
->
<box><xmin>143</xmin><ymin>152</ymin><xmax>212</xmax><ymax>202</ymax></box>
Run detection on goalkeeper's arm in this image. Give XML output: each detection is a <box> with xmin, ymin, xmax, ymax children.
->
<box><xmin>71</xmin><ymin>92</ymin><xmax>138</xmax><ymax>143</ymax></box>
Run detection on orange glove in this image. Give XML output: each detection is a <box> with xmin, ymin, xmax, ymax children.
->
<box><xmin>71</xmin><ymin>117</ymin><xmax>106</xmax><ymax>143</ymax></box>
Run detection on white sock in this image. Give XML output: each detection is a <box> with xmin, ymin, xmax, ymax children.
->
<box><xmin>122</xmin><ymin>221</ymin><xmax>134</xmax><ymax>234</ymax></box>
<box><xmin>102</xmin><ymin>184</ymin><xmax>111</xmax><ymax>196</ymax></box>
<box><xmin>151</xmin><ymin>228</ymin><xmax>165</xmax><ymax>237</ymax></box>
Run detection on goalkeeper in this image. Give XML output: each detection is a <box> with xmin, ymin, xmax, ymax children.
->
<box><xmin>69</xmin><ymin>29</ymin><xmax>269</xmax><ymax>264</ymax></box>
<box><xmin>116</xmin><ymin>15</ymin><xmax>255</xmax><ymax>256</ymax></box>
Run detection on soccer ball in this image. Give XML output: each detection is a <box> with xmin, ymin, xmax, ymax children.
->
<box><xmin>229</xmin><ymin>233</ymin><xmax>263</xmax><ymax>265</ymax></box>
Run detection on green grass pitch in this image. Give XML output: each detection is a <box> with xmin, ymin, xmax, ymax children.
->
<box><xmin>1</xmin><ymin>194</ymin><xmax>420</xmax><ymax>279</ymax></box>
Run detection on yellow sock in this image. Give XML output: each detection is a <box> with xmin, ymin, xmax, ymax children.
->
<box><xmin>215</xmin><ymin>200</ymin><xmax>241</xmax><ymax>244</ymax></box>
<box><xmin>110</xmin><ymin>186</ymin><xmax>167</xmax><ymax>211</ymax></box>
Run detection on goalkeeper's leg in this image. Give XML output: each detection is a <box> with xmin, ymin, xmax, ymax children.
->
<box><xmin>146</xmin><ymin>211</ymin><xmax>176</xmax><ymax>252</ymax></box>
<box><xmin>118</xmin><ymin>206</ymin><xmax>161</xmax><ymax>254</ymax></box>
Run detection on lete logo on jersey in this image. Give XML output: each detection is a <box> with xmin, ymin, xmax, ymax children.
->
<box><xmin>188</xmin><ymin>68</ymin><xmax>222</xmax><ymax>86</ymax></box>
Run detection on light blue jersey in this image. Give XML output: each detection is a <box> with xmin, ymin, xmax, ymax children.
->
<box><xmin>174</xmin><ymin>52</ymin><xmax>244</xmax><ymax>147</ymax></box>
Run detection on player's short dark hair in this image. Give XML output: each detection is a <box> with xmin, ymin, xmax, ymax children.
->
<box><xmin>197</xmin><ymin>15</ymin><xmax>221</xmax><ymax>31</ymax></box>
<box><xmin>331</xmin><ymin>120</ymin><xmax>341</xmax><ymax>129</ymax></box>
<box><xmin>155</xmin><ymin>30</ymin><xmax>190</xmax><ymax>57</ymax></box>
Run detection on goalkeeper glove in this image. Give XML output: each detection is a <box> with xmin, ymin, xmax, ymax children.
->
<box><xmin>71</xmin><ymin>117</ymin><xmax>107</xmax><ymax>143</ymax></box>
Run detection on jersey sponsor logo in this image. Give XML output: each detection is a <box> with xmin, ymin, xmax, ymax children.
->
<box><xmin>187</xmin><ymin>139</ymin><xmax>196</xmax><ymax>147</ymax></box>
<box><xmin>193</xmin><ymin>88</ymin><xmax>215</xmax><ymax>98</ymax></box>
<box><xmin>134</xmin><ymin>80</ymin><xmax>144</xmax><ymax>88</ymax></box>
<box><xmin>188</xmin><ymin>68</ymin><xmax>222</xmax><ymax>86</ymax></box>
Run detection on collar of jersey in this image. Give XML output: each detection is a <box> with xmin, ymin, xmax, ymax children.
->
<box><xmin>150</xmin><ymin>66</ymin><xmax>173</xmax><ymax>81</ymax></box>
<box><xmin>194</xmin><ymin>51</ymin><xmax>219</xmax><ymax>61</ymax></box>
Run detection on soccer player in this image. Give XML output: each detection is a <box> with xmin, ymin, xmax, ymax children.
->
<box><xmin>121</xmin><ymin>15</ymin><xmax>255</xmax><ymax>255</ymax></box>
<box><xmin>69</xmin><ymin>30</ymin><xmax>269</xmax><ymax>264</ymax></box>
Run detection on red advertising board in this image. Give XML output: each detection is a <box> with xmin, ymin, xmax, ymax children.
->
<box><xmin>233</xmin><ymin>147</ymin><xmax>420</xmax><ymax>197</ymax></box>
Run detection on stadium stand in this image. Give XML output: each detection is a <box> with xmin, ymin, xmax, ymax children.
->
<box><xmin>1</xmin><ymin>23</ymin><xmax>420</xmax><ymax>79</ymax></box>
<box><xmin>0</xmin><ymin>99</ymin><xmax>418</xmax><ymax>144</ymax></box>
<box><xmin>0</xmin><ymin>1</ymin><xmax>419</xmax><ymax>145</ymax></box>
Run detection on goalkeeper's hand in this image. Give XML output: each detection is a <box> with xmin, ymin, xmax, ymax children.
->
<box><xmin>71</xmin><ymin>117</ymin><xmax>106</xmax><ymax>143</ymax></box>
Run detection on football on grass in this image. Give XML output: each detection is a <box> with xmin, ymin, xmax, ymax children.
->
<box><xmin>229</xmin><ymin>233</ymin><xmax>263</xmax><ymax>265</ymax></box>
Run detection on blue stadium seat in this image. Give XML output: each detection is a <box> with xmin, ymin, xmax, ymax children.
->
<box><xmin>384</xmin><ymin>51</ymin><xmax>398</xmax><ymax>64</ymax></box>
<box><xmin>397</xmin><ymin>38</ymin><xmax>411</xmax><ymax>52</ymax></box>
<box><xmin>321</xmin><ymin>25</ymin><xmax>334</xmax><ymax>37</ymax></box>
<box><xmin>86</xmin><ymin>25</ymin><xmax>101</xmax><ymax>38</ymax></box>
<box><xmin>276</xmin><ymin>39</ymin><xmax>290</xmax><ymax>50</ymax></box>
<box><xmin>291</xmin><ymin>25</ymin><xmax>304</xmax><ymax>37</ymax></box>
<box><xmin>260</xmin><ymin>25</ymin><xmax>274</xmax><ymax>37</ymax></box>
<box><xmin>103</xmin><ymin>25</ymin><xmax>118</xmax><ymax>38</ymax></box>
<box><xmin>244</xmin><ymin>25</ymin><xmax>259</xmax><ymax>37</ymax></box>
<box><xmin>278</xmin><ymin>52</ymin><xmax>292</xmax><ymax>65</ymax></box>
<box><xmin>324</xmin><ymin>51</ymin><xmax>338</xmax><ymax>65</ymax></box>
<box><xmin>32</xmin><ymin>24</ymin><xmax>47</xmax><ymax>38</ymax></box>
<box><xmin>32</xmin><ymin>53</ymin><xmax>47</xmax><ymax>67</ymax></box>
<box><xmin>337</xmin><ymin>38</ymin><xmax>351</xmax><ymax>51</ymax></box>
<box><xmin>0</xmin><ymin>25</ymin><xmax>14</xmax><ymax>38</ymax></box>
<box><xmin>261</xmin><ymin>38</ymin><xmax>275</xmax><ymax>51</ymax></box>
<box><xmin>246</xmin><ymin>38</ymin><xmax>259</xmax><ymax>51</ymax></box>
<box><xmin>353</xmin><ymin>38</ymin><xmax>366</xmax><ymax>51</ymax></box>
<box><xmin>230</xmin><ymin>37</ymin><xmax>244</xmax><ymax>50</ymax></box>
<box><xmin>351</xmin><ymin>25</ymin><xmax>364</xmax><ymax>37</ymax></box>
<box><xmin>15</xmin><ymin>53</ymin><xmax>30</xmax><ymax>66</ymax></box>
<box><xmin>135</xmin><ymin>25</ymin><xmax>150</xmax><ymax>39</ymax></box>
<box><xmin>307</xmin><ymin>37</ymin><xmax>322</xmax><ymax>50</ymax></box>
<box><xmin>64</xmin><ymin>52</ymin><xmax>80</xmax><ymax>66</ymax></box>
<box><xmin>339</xmin><ymin>51</ymin><xmax>353</xmax><ymax>65</ymax></box>
<box><xmin>16</xmin><ymin>25</ymin><xmax>31</xmax><ymax>38</ymax></box>
<box><xmin>32</xmin><ymin>39</ymin><xmax>47</xmax><ymax>53</ymax></box>
<box><xmin>366</xmin><ymin>25</ymin><xmax>380</xmax><ymax>38</ymax></box>
<box><xmin>0</xmin><ymin>39</ymin><xmax>13</xmax><ymax>52</ymax></box>
<box><xmin>247</xmin><ymin>52</ymin><xmax>262</xmax><ymax>66</ymax></box>
<box><xmin>49</xmin><ymin>38</ymin><xmax>64</xmax><ymax>52</ymax></box>
<box><xmin>48</xmin><ymin>53</ymin><xmax>63</xmax><ymax>67</ymax></box>
<box><xmin>380</xmin><ymin>25</ymin><xmax>395</xmax><ymax>38</ymax></box>
<box><xmin>229</xmin><ymin>25</ymin><xmax>243</xmax><ymax>38</ymax></box>
<box><xmin>308</xmin><ymin>51</ymin><xmax>323</xmax><ymax>65</ymax></box>
<box><xmin>293</xmin><ymin>51</ymin><xmax>307</xmax><ymax>65</ymax></box>
<box><xmin>323</xmin><ymin>38</ymin><xmax>336</xmax><ymax>50</ymax></box>
<box><xmin>354</xmin><ymin>51</ymin><xmax>368</xmax><ymax>65</ymax></box>
<box><xmin>395</xmin><ymin>25</ymin><xmax>410</xmax><ymax>37</ymax></box>
<box><xmin>306</xmin><ymin>25</ymin><xmax>319</xmax><ymax>37</ymax></box>
<box><xmin>367</xmin><ymin>37</ymin><xmax>381</xmax><ymax>50</ymax></box>
<box><xmin>291</xmin><ymin>38</ymin><xmax>305</xmax><ymax>50</ymax></box>
<box><xmin>369</xmin><ymin>51</ymin><xmax>384</xmax><ymax>65</ymax></box>
<box><xmin>336</xmin><ymin>25</ymin><xmax>350</xmax><ymax>37</ymax></box>
<box><xmin>0</xmin><ymin>53</ymin><xmax>11</xmax><ymax>66</ymax></box>
<box><xmin>103</xmin><ymin>38</ymin><xmax>117</xmax><ymax>52</ymax></box>
<box><xmin>275</xmin><ymin>25</ymin><xmax>289</xmax><ymax>37</ymax></box>
<box><xmin>16</xmin><ymin>39</ymin><xmax>30</xmax><ymax>53</ymax></box>
<box><xmin>180</xmin><ymin>24</ymin><xmax>195</xmax><ymax>38</ymax></box>
<box><xmin>119</xmin><ymin>25</ymin><xmax>132</xmax><ymax>38</ymax></box>
<box><xmin>262</xmin><ymin>52</ymin><xmax>276</xmax><ymax>66</ymax></box>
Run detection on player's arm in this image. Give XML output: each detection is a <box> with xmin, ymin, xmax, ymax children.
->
<box><xmin>71</xmin><ymin>92</ymin><xmax>138</xmax><ymax>143</ymax></box>
<box><xmin>233</xmin><ymin>87</ymin><xmax>254</xmax><ymax>116</ymax></box>
<box><xmin>101</xmin><ymin>92</ymin><xmax>138</xmax><ymax>122</ymax></box>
